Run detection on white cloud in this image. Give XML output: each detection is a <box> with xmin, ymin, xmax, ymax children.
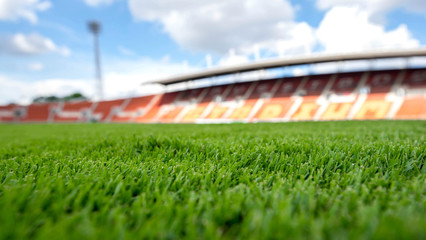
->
<box><xmin>127</xmin><ymin>0</ymin><xmax>421</xmax><ymax>61</ymax></box>
<box><xmin>316</xmin><ymin>0</ymin><xmax>426</xmax><ymax>22</ymax></box>
<box><xmin>103</xmin><ymin>73</ymin><xmax>163</xmax><ymax>99</ymax></box>
<box><xmin>317</xmin><ymin>0</ymin><xmax>397</xmax><ymax>13</ymax></box>
<box><xmin>0</xmin><ymin>75</ymin><xmax>93</xmax><ymax>105</ymax></box>
<box><xmin>0</xmin><ymin>33</ymin><xmax>71</xmax><ymax>56</ymax></box>
<box><xmin>258</xmin><ymin>22</ymin><xmax>316</xmax><ymax>57</ymax></box>
<box><xmin>402</xmin><ymin>0</ymin><xmax>426</xmax><ymax>16</ymax></box>
<box><xmin>0</xmin><ymin>0</ymin><xmax>51</xmax><ymax>24</ymax></box>
<box><xmin>0</xmin><ymin>56</ymin><xmax>198</xmax><ymax>104</ymax></box>
<box><xmin>84</xmin><ymin>0</ymin><xmax>116</xmax><ymax>7</ymax></box>
<box><xmin>29</xmin><ymin>62</ymin><xmax>44</xmax><ymax>71</ymax></box>
<box><xmin>32</xmin><ymin>79</ymin><xmax>94</xmax><ymax>99</ymax></box>
<box><xmin>101</xmin><ymin>56</ymin><xmax>198</xmax><ymax>99</ymax></box>
<box><xmin>316</xmin><ymin>6</ymin><xmax>419</xmax><ymax>53</ymax></box>
<box><xmin>217</xmin><ymin>49</ymin><xmax>250</xmax><ymax>67</ymax></box>
<box><xmin>118</xmin><ymin>45</ymin><xmax>136</xmax><ymax>56</ymax></box>
<box><xmin>128</xmin><ymin>0</ymin><xmax>315</xmax><ymax>57</ymax></box>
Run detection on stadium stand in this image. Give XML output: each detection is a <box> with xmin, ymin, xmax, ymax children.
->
<box><xmin>134</xmin><ymin>92</ymin><xmax>180</xmax><ymax>123</ymax></box>
<box><xmin>403</xmin><ymin>69</ymin><xmax>426</xmax><ymax>89</ymax></box>
<box><xmin>173</xmin><ymin>88</ymin><xmax>207</xmax><ymax>123</ymax></box>
<box><xmin>394</xmin><ymin>69</ymin><xmax>426</xmax><ymax>119</ymax></box>
<box><xmin>180</xmin><ymin>85</ymin><xmax>227</xmax><ymax>123</ymax></box>
<box><xmin>2</xmin><ymin>68</ymin><xmax>425</xmax><ymax>123</ymax></box>
<box><xmin>91</xmin><ymin>99</ymin><xmax>125</xmax><ymax>122</ymax></box>
<box><xmin>111</xmin><ymin>95</ymin><xmax>155</xmax><ymax>122</ymax></box>
<box><xmin>395</xmin><ymin>95</ymin><xmax>426</xmax><ymax>119</ymax></box>
<box><xmin>0</xmin><ymin>104</ymin><xmax>18</xmax><ymax>122</ymax></box>
<box><xmin>207</xmin><ymin>82</ymin><xmax>255</xmax><ymax>122</ymax></box>
<box><xmin>54</xmin><ymin>101</ymin><xmax>93</xmax><ymax>122</ymax></box>
<box><xmin>252</xmin><ymin>77</ymin><xmax>302</xmax><ymax>121</ymax></box>
<box><xmin>320</xmin><ymin>72</ymin><xmax>363</xmax><ymax>120</ymax></box>
<box><xmin>20</xmin><ymin>103</ymin><xmax>56</xmax><ymax>122</ymax></box>
<box><xmin>290</xmin><ymin>75</ymin><xmax>332</xmax><ymax>121</ymax></box>
<box><xmin>352</xmin><ymin>71</ymin><xmax>400</xmax><ymax>120</ymax></box>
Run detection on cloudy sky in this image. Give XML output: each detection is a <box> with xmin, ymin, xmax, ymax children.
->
<box><xmin>0</xmin><ymin>0</ymin><xmax>425</xmax><ymax>104</ymax></box>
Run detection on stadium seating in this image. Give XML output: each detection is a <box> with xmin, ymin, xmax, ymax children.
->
<box><xmin>180</xmin><ymin>86</ymin><xmax>228</xmax><ymax>122</ymax></box>
<box><xmin>401</xmin><ymin>69</ymin><xmax>426</xmax><ymax>90</ymax></box>
<box><xmin>321</xmin><ymin>102</ymin><xmax>355</xmax><ymax>120</ymax></box>
<box><xmin>354</xmin><ymin>93</ymin><xmax>392</xmax><ymax>119</ymax></box>
<box><xmin>330</xmin><ymin>72</ymin><xmax>361</xmax><ymax>94</ymax></box>
<box><xmin>54</xmin><ymin>101</ymin><xmax>93</xmax><ymax>122</ymax></box>
<box><xmin>20</xmin><ymin>103</ymin><xmax>56</xmax><ymax>122</ymax></box>
<box><xmin>2</xmin><ymin>68</ymin><xmax>425</xmax><ymax>123</ymax></box>
<box><xmin>365</xmin><ymin>70</ymin><xmax>399</xmax><ymax>93</ymax></box>
<box><xmin>212</xmin><ymin>82</ymin><xmax>255</xmax><ymax>122</ymax></box>
<box><xmin>0</xmin><ymin>104</ymin><xmax>18</xmax><ymax>122</ymax></box>
<box><xmin>291</xmin><ymin>75</ymin><xmax>331</xmax><ymax>121</ymax></box>
<box><xmin>91</xmin><ymin>99</ymin><xmax>125</xmax><ymax>122</ymax></box>
<box><xmin>319</xmin><ymin>72</ymin><xmax>363</xmax><ymax>120</ymax></box>
<box><xmin>111</xmin><ymin>95</ymin><xmax>155</xmax><ymax>122</ymax></box>
<box><xmin>252</xmin><ymin>77</ymin><xmax>301</xmax><ymax>121</ymax></box>
<box><xmin>134</xmin><ymin>92</ymin><xmax>180</xmax><ymax>123</ymax></box>
<box><xmin>395</xmin><ymin>95</ymin><xmax>426</xmax><ymax>119</ymax></box>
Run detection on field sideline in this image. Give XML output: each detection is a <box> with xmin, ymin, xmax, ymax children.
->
<box><xmin>0</xmin><ymin>121</ymin><xmax>425</xmax><ymax>239</ymax></box>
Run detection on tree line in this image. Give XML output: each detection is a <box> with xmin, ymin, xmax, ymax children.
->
<box><xmin>33</xmin><ymin>93</ymin><xmax>88</xmax><ymax>103</ymax></box>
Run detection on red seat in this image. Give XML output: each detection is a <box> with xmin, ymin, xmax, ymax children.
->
<box><xmin>395</xmin><ymin>96</ymin><xmax>426</xmax><ymax>119</ymax></box>
<box><xmin>92</xmin><ymin>99</ymin><xmax>125</xmax><ymax>122</ymax></box>
<box><xmin>365</xmin><ymin>70</ymin><xmax>399</xmax><ymax>93</ymax></box>
<box><xmin>21</xmin><ymin>103</ymin><xmax>56</xmax><ymax>122</ymax></box>
<box><xmin>54</xmin><ymin>101</ymin><xmax>93</xmax><ymax>122</ymax></box>
<box><xmin>0</xmin><ymin>104</ymin><xmax>18</xmax><ymax>122</ymax></box>
<box><xmin>134</xmin><ymin>92</ymin><xmax>179</xmax><ymax>123</ymax></box>
<box><xmin>111</xmin><ymin>95</ymin><xmax>155</xmax><ymax>122</ymax></box>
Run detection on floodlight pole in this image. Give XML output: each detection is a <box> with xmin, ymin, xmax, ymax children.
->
<box><xmin>88</xmin><ymin>21</ymin><xmax>103</xmax><ymax>100</ymax></box>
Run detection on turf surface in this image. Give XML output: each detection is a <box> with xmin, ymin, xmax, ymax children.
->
<box><xmin>0</xmin><ymin>121</ymin><xmax>425</xmax><ymax>239</ymax></box>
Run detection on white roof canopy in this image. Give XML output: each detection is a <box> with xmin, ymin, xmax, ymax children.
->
<box><xmin>149</xmin><ymin>48</ymin><xmax>426</xmax><ymax>85</ymax></box>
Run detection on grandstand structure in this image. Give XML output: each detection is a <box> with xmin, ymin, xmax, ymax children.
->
<box><xmin>1</xmin><ymin>49</ymin><xmax>426</xmax><ymax>123</ymax></box>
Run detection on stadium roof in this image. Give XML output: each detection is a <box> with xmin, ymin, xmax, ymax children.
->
<box><xmin>150</xmin><ymin>48</ymin><xmax>426</xmax><ymax>85</ymax></box>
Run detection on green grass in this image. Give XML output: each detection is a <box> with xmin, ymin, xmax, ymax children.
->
<box><xmin>0</xmin><ymin>121</ymin><xmax>425</xmax><ymax>240</ymax></box>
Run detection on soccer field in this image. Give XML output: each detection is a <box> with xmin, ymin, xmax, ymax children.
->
<box><xmin>0</xmin><ymin>121</ymin><xmax>425</xmax><ymax>239</ymax></box>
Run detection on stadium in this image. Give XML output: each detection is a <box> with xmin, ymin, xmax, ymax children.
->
<box><xmin>1</xmin><ymin>1</ymin><xmax>425</xmax><ymax>239</ymax></box>
<box><xmin>1</xmin><ymin>49</ymin><xmax>425</xmax><ymax>123</ymax></box>
<box><xmin>1</xmin><ymin>48</ymin><xmax>425</xmax><ymax>240</ymax></box>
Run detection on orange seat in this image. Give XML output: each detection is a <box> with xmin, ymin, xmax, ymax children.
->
<box><xmin>134</xmin><ymin>92</ymin><xmax>179</xmax><ymax>123</ymax></box>
<box><xmin>21</xmin><ymin>103</ymin><xmax>56</xmax><ymax>122</ymax></box>
<box><xmin>180</xmin><ymin>104</ymin><xmax>208</xmax><ymax>123</ymax></box>
<box><xmin>354</xmin><ymin>94</ymin><xmax>391</xmax><ymax>119</ymax></box>
<box><xmin>158</xmin><ymin>106</ymin><xmax>184</xmax><ymax>123</ymax></box>
<box><xmin>321</xmin><ymin>103</ymin><xmax>353</xmax><ymax>120</ymax></box>
<box><xmin>395</xmin><ymin>96</ymin><xmax>426</xmax><ymax>119</ymax></box>
<box><xmin>253</xmin><ymin>98</ymin><xmax>294</xmax><ymax>121</ymax></box>
<box><xmin>54</xmin><ymin>101</ymin><xmax>92</xmax><ymax>122</ymax></box>
<box><xmin>0</xmin><ymin>105</ymin><xmax>18</xmax><ymax>122</ymax></box>
<box><xmin>135</xmin><ymin>106</ymin><xmax>160</xmax><ymax>123</ymax></box>
<box><xmin>227</xmin><ymin>100</ymin><xmax>257</xmax><ymax>120</ymax></box>
<box><xmin>291</xmin><ymin>99</ymin><xmax>319</xmax><ymax>121</ymax></box>
<box><xmin>111</xmin><ymin>95</ymin><xmax>154</xmax><ymax>122</ymax></box>
<box><xmin>92</xmin><ymin>99</ymin><xmax>125</xmax><ymax>122</ymax></box>
<box><xmin>205</xmin><ymin>105</ymin><xmax>229</xmax><ymax>119</ymax></box>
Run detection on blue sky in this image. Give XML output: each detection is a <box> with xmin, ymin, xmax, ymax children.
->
<box><xmin>0</xmin><ymin>0</ymin><xmax>425</xmax><ymax>104</ymax></box>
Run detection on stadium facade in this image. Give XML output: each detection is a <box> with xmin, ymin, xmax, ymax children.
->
<box><xmin>1</xmin><ymin>49</ymin><xmax>425</xmax><ymax>123</ymax></box>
